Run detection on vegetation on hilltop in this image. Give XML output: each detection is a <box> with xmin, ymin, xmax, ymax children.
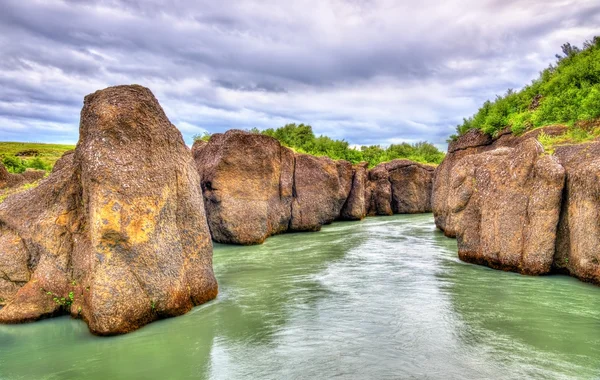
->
<box><xmin>0</xmin><ymin>142</ymin><xmax>74</xmax><ymax>173</ymax></box>
<box><xmin>195</xmin><ymin>124</ymin><xmax>445</xmax><ymax>167</ymax></box>
<box><xmin>451</xmin><ymin>36</ymin><xmax>600</xmax><ymax>146</ymax></box>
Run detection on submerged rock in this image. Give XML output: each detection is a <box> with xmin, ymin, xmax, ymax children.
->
<box><xmin>0</xmin><ymin>85</ymin><xmax>217</xmax><ymax>335</ymax></box>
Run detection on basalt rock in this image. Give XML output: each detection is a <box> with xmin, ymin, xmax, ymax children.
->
<box><xmin>0</xmin><ymin>163</ymin><xmax>45</xmax><ymax>190</ymax></box>
<box><xmin>194</xmin><ymin>130</ymin><xmax>355</xmax><ymax>243</ymax></box>
<box><xmin>339</xmin><ymin>162</ymin><xmax>369</xmax><ymax>220</ymax></box>
<box><xmin>195</xmin><ymin>130</ymin><xmax>295</xmax><ymax>245</ymax></box>
<box><xmin>0</xmin><ymin>85</ymin><xmax>217</xmax><ymax>335</ymax></box>
<box><xmin>433</xmin><ymin>129</ymin><xmax>566</xmax><ymax>275</ymax></box>
<box><xmin>366</xmin><ymin>160</ymin><xmax>434</xmax><ymax>216</ymax></box>
<box><xmin>554</xmin><ymin>142</ymin><xmax>600</xmax><ymax>284</ymax></box>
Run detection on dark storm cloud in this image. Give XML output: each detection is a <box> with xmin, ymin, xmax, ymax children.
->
<box><xmin>0</xmin><ymin>0</ymin><xmax>599</xmax><ymax>146</ymax></box>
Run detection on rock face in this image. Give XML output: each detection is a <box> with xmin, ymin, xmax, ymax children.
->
<box><xmin>194</xmin><ymin>130</ymin><xmax>438</xmax><ymax>244</ymax></box>
<box><xmin>0</xmin><ymin>163</ymin><xmax>45</xmax><ymax>190</ymax></box>
<box><xmin>194</xmin><ymin>131</ymin><xmax>295</xmax><ymax>245</ymax></box>
<box><xmin>366</xmin><ymin>160</ymin><xmax>434</xmax><ymax>216</ymax></box>
<box><xmin>340</xmin><ymin>162</ymin><xmax>368</xmax><ymax>220</ymax></box>
<box><xmin>290</xmin><ymin>154</ymin><xmax>353</xmax><ymax>231</ymax></box>
<box><xmin>194</xmin><ymin>130</ymin><xmax>354</xmax><ymax>244</ymax></box>
<box><xmin>433</xmin><ymin>128</ymin><xmax>570</xmax><ymax>275</ymax></box>
<box><xmin>0</xmin><ymin>85</ymin><xmax>217</xmax><ymax>335</ymax></box>
<box><xmin>554</xmin><ymin>142</ymin><xmax>600</xmax><ymax>284</ymax></box>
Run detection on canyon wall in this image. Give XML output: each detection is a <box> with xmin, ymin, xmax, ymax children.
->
<box><xmin>0</xmin><ymin>85</ymin><xmax>217</xmax><ymax>335</ymax></box>
<box><xmin>193</xmin><ymin>130</ymin><xmax>435</xmax><ymax>245</ymax></box>
<box><xmin>433</xmin><ymin>127</ymin><xmax>600</xmax><ymax>284</ymax></box>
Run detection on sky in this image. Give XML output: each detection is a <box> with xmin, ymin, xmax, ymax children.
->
<box><xmin>1</xmin><ymin>0</ymin><xmax>599</xmax><ymax>150</ymax></box>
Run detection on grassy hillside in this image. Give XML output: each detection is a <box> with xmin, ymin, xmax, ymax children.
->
<box><xmin>196</xmin><ymin>124</ymin><xmax>445</xmax><ymax>167</ymax></box>
<box><xmin>452</xmin><ymin>36</ymin><xmax>600</xmax><ymax>147</ymax></box>
<box><xmin>0</xmin><ymin>142</ymin><xmax>74</xmax><ymax>172</ymax></box>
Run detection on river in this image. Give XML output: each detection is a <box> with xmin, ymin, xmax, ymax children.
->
<box><xmin>1</xmin><ymin>214</ymin><xmax>599</xmax><ymax>379</ymax></box>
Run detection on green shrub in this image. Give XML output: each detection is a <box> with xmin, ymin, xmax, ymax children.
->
<box><xmin>2</xmin><ymin>156</ymin><xmax>26</xmax><ymax>173</ymax></box>
<box><xmin>455</xmin><ymin>36</ymin><xmax>600</xmax><ymax>137</ymax></box>
<box><xmin>25</xmin><ymin>157</ymin><xmax>50</xmax><ymax>171</ymax></box>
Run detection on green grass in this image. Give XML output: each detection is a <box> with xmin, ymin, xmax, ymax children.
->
<box><xmin>0</xmin><ymin>142</ymin><xmax>74</xmax><ymax>172</ymax></box>
<box><xmin>196</xmin><ymin>124</ymin><xmax>445</xmax><ymax>167</ymax></box>
<box><xmin>537</xmin><ymin>126</ymin><xmax>600</xmax><ymax>154</ymax></box>
<box><xmin>452</xmin><ymin>36</ymin><xmax>600</xmax><ymax>141</ymax></box>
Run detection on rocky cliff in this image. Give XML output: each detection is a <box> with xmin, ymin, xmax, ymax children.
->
<box><xmin>0</xmin><ymin>85</ymin><xmax>218</xmax><ymax>335</ymax></box>
<box><xmin>433</xmin><ymin>127</ymin><xmax>600</xmax><ymax>284</ymax></box>
<box><xmin>194</xmin><ymin>130</ymin><xmax>436</xmax><ymax>244</ymax></box>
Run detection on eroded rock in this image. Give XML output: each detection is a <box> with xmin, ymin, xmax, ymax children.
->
<box><xmin>339</xmin><ymin>162</ymin><xmax>369</xmax><ymax>220</ymax></box>
<box><xmin>0</xmin><ymin>85</ymin><xmax>217</xmax><ymax>335</ymax></box>
<box><xmin>195</xmin><ymin>130</ymin><xmax>295</xmax><ymax>245</ymax></box>
<box><xmin>434</xmin><ymin>133</ymin><xmax>565</xmax><ymax>275</ymax></box>
<box><xmin>194</xmin><ymin>130</ymin><xmax>355</xmax><ymax>243</ymax></box>
<box><xmin>366</xmin><ymin>160</ymin><xmax>434</xmax><ymax>216</ymax></box>
<box><xmin>554</xmin><ymin>142</ymin><xmax>600</xmax><ymax>284</ymax></box>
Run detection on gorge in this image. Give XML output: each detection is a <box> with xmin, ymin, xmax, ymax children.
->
<box><xmin>0</xmin><ymin>84</ymin><xmax>599</xmax><ymax>338</ymax></box>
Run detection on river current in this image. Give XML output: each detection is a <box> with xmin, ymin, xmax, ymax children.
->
<box><xmin>1</xmin><ymin>214</ymin><xmax>599</xmax><ymax>379</ymax></box>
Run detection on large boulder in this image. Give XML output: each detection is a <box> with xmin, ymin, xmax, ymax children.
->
<box><xmin>290</xmin><ymin>154</ymin><xmax>353</xmax><ymax>231</ymax></box>
<box><xmin>366</xmin><ymin>164</ymin><xmax>393</xmax><ymax>216</ymax></box>
<box><xmin>0</xmin><ymin>85</ymin><xmax>217</xmax><ymax>335</ymax></box>
<box><xmin>194</xmin><ymin>130</ymin><xmax>295</xmax><ymax>245</ymax></box>
<box><xmin>554</xmin><ymin>142</ymin><xmax>600</xmax><ymax>284</ymax></box>
<box><xmin>366</xmin><ymin>159</ymin><xmax>434</xmax><ymax>216</ymax></box>
<box><xmin>440</xmin><ymin>137</ymin><xmax>564</xmax><ymax>274</ymax></box>
<box><xmin>194</xmin><ymin>130</ymin><xmax>354</xmax><ymax>243</ymax></box>
<box><xmin>386</xmin><ymin>160</ymin><xmax>434</xmax><ymax>214</ymax></box>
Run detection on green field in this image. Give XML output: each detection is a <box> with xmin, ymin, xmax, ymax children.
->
<box><xmin>0</xmin><ymin>142</ymin><xmax>75</xmax><ymax>172</ymax></box>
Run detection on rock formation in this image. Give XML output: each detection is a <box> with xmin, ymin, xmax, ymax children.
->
<box><xmin>194</xmin><ymin>130</ymin><xmax>295</xmax><ymax>245</ymax></box>
<box><xmin>194</xmin><ymin>131</ymin><xmax>437</xmax><ymax>244</ymax></box>
<box><xmin>339</xmin><ymin>162</ymin><xmax>368</xmax><ymax>220</ymax></box>
<box><xmin>194</xmin><ymin>130</ymin><xmax>356</xmax><ymax>244</ymax></box>
<box><xmin>554</xmin><ymin>142</ymin><xmax>600</xmax><ymax>284</ymax></box>
<box><xmin>432</xmin><ymin>127</ymin><xmax>594</xmax><ymax>276</ymax></box>
<box><xmin>366</xmin><ymin>160</ymin><xmax>434</xmax><ymax>216</ymax></box>
<box><xmin>0</xmin><ymin>163</ymin><xmax>45</xmax><ymax>190</ymax></box>
<box><xmin>0</xmin><ymin>85</ymin><xmax>217</xmax><ymax>335</ymax></box>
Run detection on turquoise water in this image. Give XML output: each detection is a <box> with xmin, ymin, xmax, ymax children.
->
<box><xmin>1</xmin><ymin>214</ymin><xmax>599</xmax><ymax>379</ymax></box>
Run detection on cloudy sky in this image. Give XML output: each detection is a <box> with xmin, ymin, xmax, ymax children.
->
<box><xmin>1</xmin><ymin>0</ymin><xmax>599</xmax><ymax>149</ymax></box>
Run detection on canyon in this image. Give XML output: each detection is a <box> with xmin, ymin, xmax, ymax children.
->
<box><xmin>1</xmin><ymin>84</ymin><xmax>599</xmax><ymax>335</ymax></box>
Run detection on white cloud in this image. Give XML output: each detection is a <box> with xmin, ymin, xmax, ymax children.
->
<box><xmin>0</xmin><ymin>0</ymin><xmax>599</xmax><ymax>150</ymax></box>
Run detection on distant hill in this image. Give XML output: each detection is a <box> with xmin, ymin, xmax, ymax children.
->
<box><xmin>452</xmin><ymin>36</ymin><xmax>600</xmax><ymax>148</ymax></box>
<box><xmin>0</xmin><ymin>142</ymin><xmax>74</xmax><ymax>172</ymax></box>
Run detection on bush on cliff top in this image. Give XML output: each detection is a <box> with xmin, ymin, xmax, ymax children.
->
<box><xmin>451</xmin><ymin>36</ymin><xmax>600</xmax><ymax>141</ymax></box>
<box><xmin>195</xmin><ymin>124</ymin><xmax>445</xmax><ymax>167</ymax></box>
